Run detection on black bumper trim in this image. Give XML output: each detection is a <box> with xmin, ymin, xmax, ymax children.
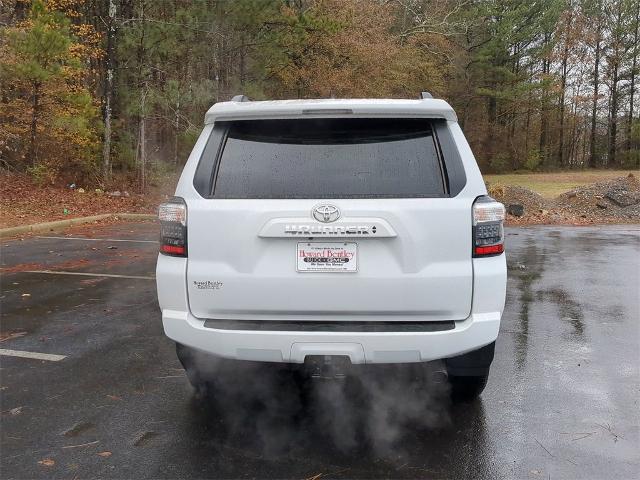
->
<box><xmin>445</xmin><ymin>341</ymin><xmax>496</xmax><ymax>376</ymax></box>
<box><xmin>203</xmin><ymin>319</ymin><xmax>455</xmax><ymax>332</ymax></box>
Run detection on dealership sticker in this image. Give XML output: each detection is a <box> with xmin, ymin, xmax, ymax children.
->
<box><xmin>296</xmin><ymin>242</ymin><xmax>358</xmax><ymax>272</ymax></box>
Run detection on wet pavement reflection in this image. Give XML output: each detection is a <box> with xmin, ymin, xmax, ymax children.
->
<box><xmin>1</xmin><ymin>224</ymin><xmax>638</xmax><ymax>479</ymax></box>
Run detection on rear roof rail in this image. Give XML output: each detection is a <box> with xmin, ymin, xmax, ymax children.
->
<box><xmin>231</xmin><ymin>94</ymin><xmax>250</xmax><ymax>102</ymax></box>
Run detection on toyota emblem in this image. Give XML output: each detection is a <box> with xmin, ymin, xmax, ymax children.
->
<box><xmin>312</xmin><ymin>204</ymin><xmax>340</xmax><ymax>223</ymax></box>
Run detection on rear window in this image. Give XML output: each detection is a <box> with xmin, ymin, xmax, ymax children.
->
<box><xmin>201</xmin><ymin>118</ymin><xmax>448</xmax><ymax>199</ymax></box>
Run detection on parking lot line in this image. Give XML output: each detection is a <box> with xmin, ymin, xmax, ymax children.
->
<box><xmin>24</xmin><ymin>270</ymin><xmax>155</xmax><ymax>280</ymax></box>
<box><xmin>35</xmin><ymin>236</ymin><xmax>158</xmax><ymax>244</ymax></box>
<box><xmin>0</xmin><ymin>348</ymin><xmax>67</xmax><ymax>362</ymax></box>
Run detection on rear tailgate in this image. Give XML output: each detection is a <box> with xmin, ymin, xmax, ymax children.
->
<box><xmin>186</xmin><ymin>117</ymin><xmax>472</xmax><ymax>322</ymax></box>
<box><xmin>187</xmin><ymin>199</ymin><xmax>472</xmax><ymax>321</ymax></box>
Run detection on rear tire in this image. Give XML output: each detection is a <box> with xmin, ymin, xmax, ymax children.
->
<box><xmin>448</xmin><ymin>373</ymin><xmax>489</xmax><ymax>402</ymax></box>
<box><xmin>444</xmin><ymin>341</ymin><xmax>495</xmax><ymax>401</ymax></box>
<box><xmin>175</xmin><ymin>343</ymin><xmax>213</xmax><ymax>396</ymax></box>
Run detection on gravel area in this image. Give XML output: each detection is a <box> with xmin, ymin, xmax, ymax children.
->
<box><xmin>554</xmin><ymin>173</ymin><xmax>640</xmax><ymax>221</ymax></box>
<box><xmin>487</xmin><ymin>174</ymin><xmax>640</xmax><ymax>225</ymax></box>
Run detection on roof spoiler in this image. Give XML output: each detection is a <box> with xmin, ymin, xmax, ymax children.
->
<box><xmin>232</xmin><ymin>93</ymin><xmax>434</xmax><ymax>101</ymax></box>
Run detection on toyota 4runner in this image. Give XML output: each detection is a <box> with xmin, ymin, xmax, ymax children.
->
<box><xmin>156</xmin><ymin>93</ymin><xmax>507</xmax><ymax>400</ymax></box>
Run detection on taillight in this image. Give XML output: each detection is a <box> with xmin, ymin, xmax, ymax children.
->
<box><xmin>472</xmin><ymin>196</ymin><xmax>505</xmax><ymax>257</ymax></box>
<box><xmin>159</xmin><ymin>197</ymin><xmax>187</xmax><ymax>257</ymax></box>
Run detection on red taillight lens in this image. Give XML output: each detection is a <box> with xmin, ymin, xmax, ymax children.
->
<box><xmin>472</xmin><ymin>196</ymin><xmax>505</xmax><ymax>257</ymax></box>
<box><xmin>160</xmin><ymin>244</ymin><xmax>186</xmax><ymax>255</ymax></box>
<box><xmin>159</xmin><ymin>198</ymin><xmax>187</xmax><ymax>257</ymax></box>
<box><xmin>474</xmin><ymin>244</ymin><xmax>504</xmax><ymax>255</ymax></box>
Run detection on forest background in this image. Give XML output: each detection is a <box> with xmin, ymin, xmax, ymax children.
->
<box><xmin>0</xmin><ymin>0</ymin><xmax>638</xmax><ymax>194</ymax></box>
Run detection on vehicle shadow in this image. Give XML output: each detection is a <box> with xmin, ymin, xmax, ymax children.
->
<box><xmin>179</xmin><ymin>362</ymin><xmax>497</xmax><ymax>479</ymax></box>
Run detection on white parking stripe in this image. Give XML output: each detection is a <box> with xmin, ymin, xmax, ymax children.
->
<box><xmin>0</xmin><ymin>349</ymin><xmax>67</xmax><ymax>362</ymax></box>
<box><xmin>36</xmin><ymin>236</ymin><xmax>158</xmax><ymax>244</ymax></box>
<box><xmin>24</xmin><ymin>270</ymin><xmax>155</xmax><ymax>280</ymax></box>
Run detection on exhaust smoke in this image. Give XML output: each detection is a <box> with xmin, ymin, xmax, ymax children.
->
<box><xmin>184</xmin><ymin>351</ymin><xmax>453</xmax><ymax>460</ymax></box>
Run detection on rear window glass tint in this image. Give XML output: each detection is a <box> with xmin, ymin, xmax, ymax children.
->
<box><xmin>211</xmin><ymin>118</ymin><xmax>446</xmax><ymax>199</ymax></box>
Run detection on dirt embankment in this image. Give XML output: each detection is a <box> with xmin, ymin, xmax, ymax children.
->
<box><xmin>0</xmin><ymin>172</ymin><xmax>177</xmax><ymax>229</ymax></box>
<box><xmin>488</xmin><ymin>174</ymin><xmax>640</xmax><ymax>225</ymax></box>
<box><xmin>2</xmin><ymin>172</ymin><xmax>639</xmax><ymax>229</ymax></box>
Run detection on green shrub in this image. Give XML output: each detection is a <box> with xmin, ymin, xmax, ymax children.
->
<box><xmin>619</xmin><ymin>149</ymin><xmax>640</xmax><ymax>168</ymax></box>
<box><xmin>489</xmin><ymin>153</ymin><xmax>510</xmax><ymax>173</ymax></box>
<box><xmin>148</xmin><ymin>160</ymin><xmax>180</xmax><ymax>187</ymax></box>
<box><xmin>524</xmin><ymin>150</ymin><xmax>541</xmax><ymax>171</ymax></box>
<box><xmin>26</xmin><ymin>163</ymin><xmax>57</xmax><ymax>185</ymax></box>
<box><xmin>113</xmin><ymin>134</ymin><xmax>137</xmax><ymax>172</ymax></box>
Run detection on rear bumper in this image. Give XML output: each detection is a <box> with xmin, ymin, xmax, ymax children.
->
<box><xmin>162</xmin><ymin>309</ymin><xmax>501</xmax><ymax>364</ymax></box>
<box><xmin>157</xmin><ymin>252</ymin><xmax>506</xmax><ymax>364</ymax></box>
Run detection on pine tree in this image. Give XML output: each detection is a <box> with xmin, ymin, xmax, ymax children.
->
<box><xmin>0</xmin><ymin>0</ymin><xmax>99</xmax><ymax>181</ymax></box>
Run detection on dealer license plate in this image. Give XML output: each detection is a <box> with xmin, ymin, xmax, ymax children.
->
<box><xmin>296</xmin><ymin>242</ymin><xmax>358</xmax><ymax>273</ymax></box>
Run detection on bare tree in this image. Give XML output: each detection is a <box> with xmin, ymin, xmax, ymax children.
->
<box><xmin>102</xmin><ymin>0</ymin><xmax>117</xmax><ymax>182</ymax></box>
<box><xmin>588</xmin><ymin>1</ymin><xmax>604</xmax><ymax>168</ymax></box>
<box><xmin>626</xmin><ymin>0</ymin><xmax>639</xmax><ymax>161</ymax></box>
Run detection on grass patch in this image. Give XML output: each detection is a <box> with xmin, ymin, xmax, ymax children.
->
<box><xmin>484</xmin><ymin>170</ymin><xmax>640</xmax><ymax>198</ymax></box>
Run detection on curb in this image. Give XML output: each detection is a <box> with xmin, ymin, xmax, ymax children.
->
<box><xmin>0</xmin><ymin>213</ymin><xmax>156</xmax><ymax>239</ymax></box>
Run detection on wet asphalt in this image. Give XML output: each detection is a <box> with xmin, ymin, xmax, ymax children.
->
<box><xmin>0</xmin><ymin>223</ymin><xmax>638</xmax><ymax>479</ymax></box>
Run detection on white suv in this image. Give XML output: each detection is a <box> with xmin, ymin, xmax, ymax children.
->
<box><xmin>156</xmin><ymin>94</ymin><xmax>506</xmax><ymax>400</ymax></box>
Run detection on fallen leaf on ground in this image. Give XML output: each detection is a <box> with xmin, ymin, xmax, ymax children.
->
<box><xmin>0</xmin><ymin>331</ymin><xmax>27</xmax><ymax>342</ymax></box>
<box><xmin>21</xmin><ymin>293</ymin><xmax>31</xmax><ymax>297</ymax></box>
<box><xmin>10</xmin><ymin>406</ymin><xmax>23</xmax><ymax>415</ymax></box>
<box><xmin>98</xmin><ymin>451</ymin><xmax>112</xmax><ymax>458</ymax></box>
<box><xmin>38</xmin><ymin>458</ymin><xmax>55</xmax><ymax>467</ymax></box>
<box><xmin>132</xmin><ymin>430</ymin><xmax>158</xmax><ymax>446</ymax></box>
<box><xmin>61</xmin><ymin>421</ymin><xmax>95</xmax><ymax>437</ymax></box>
<box><xmin>62</xmin><ymin>440</ymin><xmax>99</xmax><ymax>449</ymax></box>
<box><xmin>304</xmin><ymin>474</ymin><xmax>323</xmax><ymax>480</ymax></box>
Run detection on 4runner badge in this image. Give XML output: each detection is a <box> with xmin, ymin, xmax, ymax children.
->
<box><xmin>312</xmin><ymin>204</ymin><xmax>340</xmax><ymax>223</ymax></box>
